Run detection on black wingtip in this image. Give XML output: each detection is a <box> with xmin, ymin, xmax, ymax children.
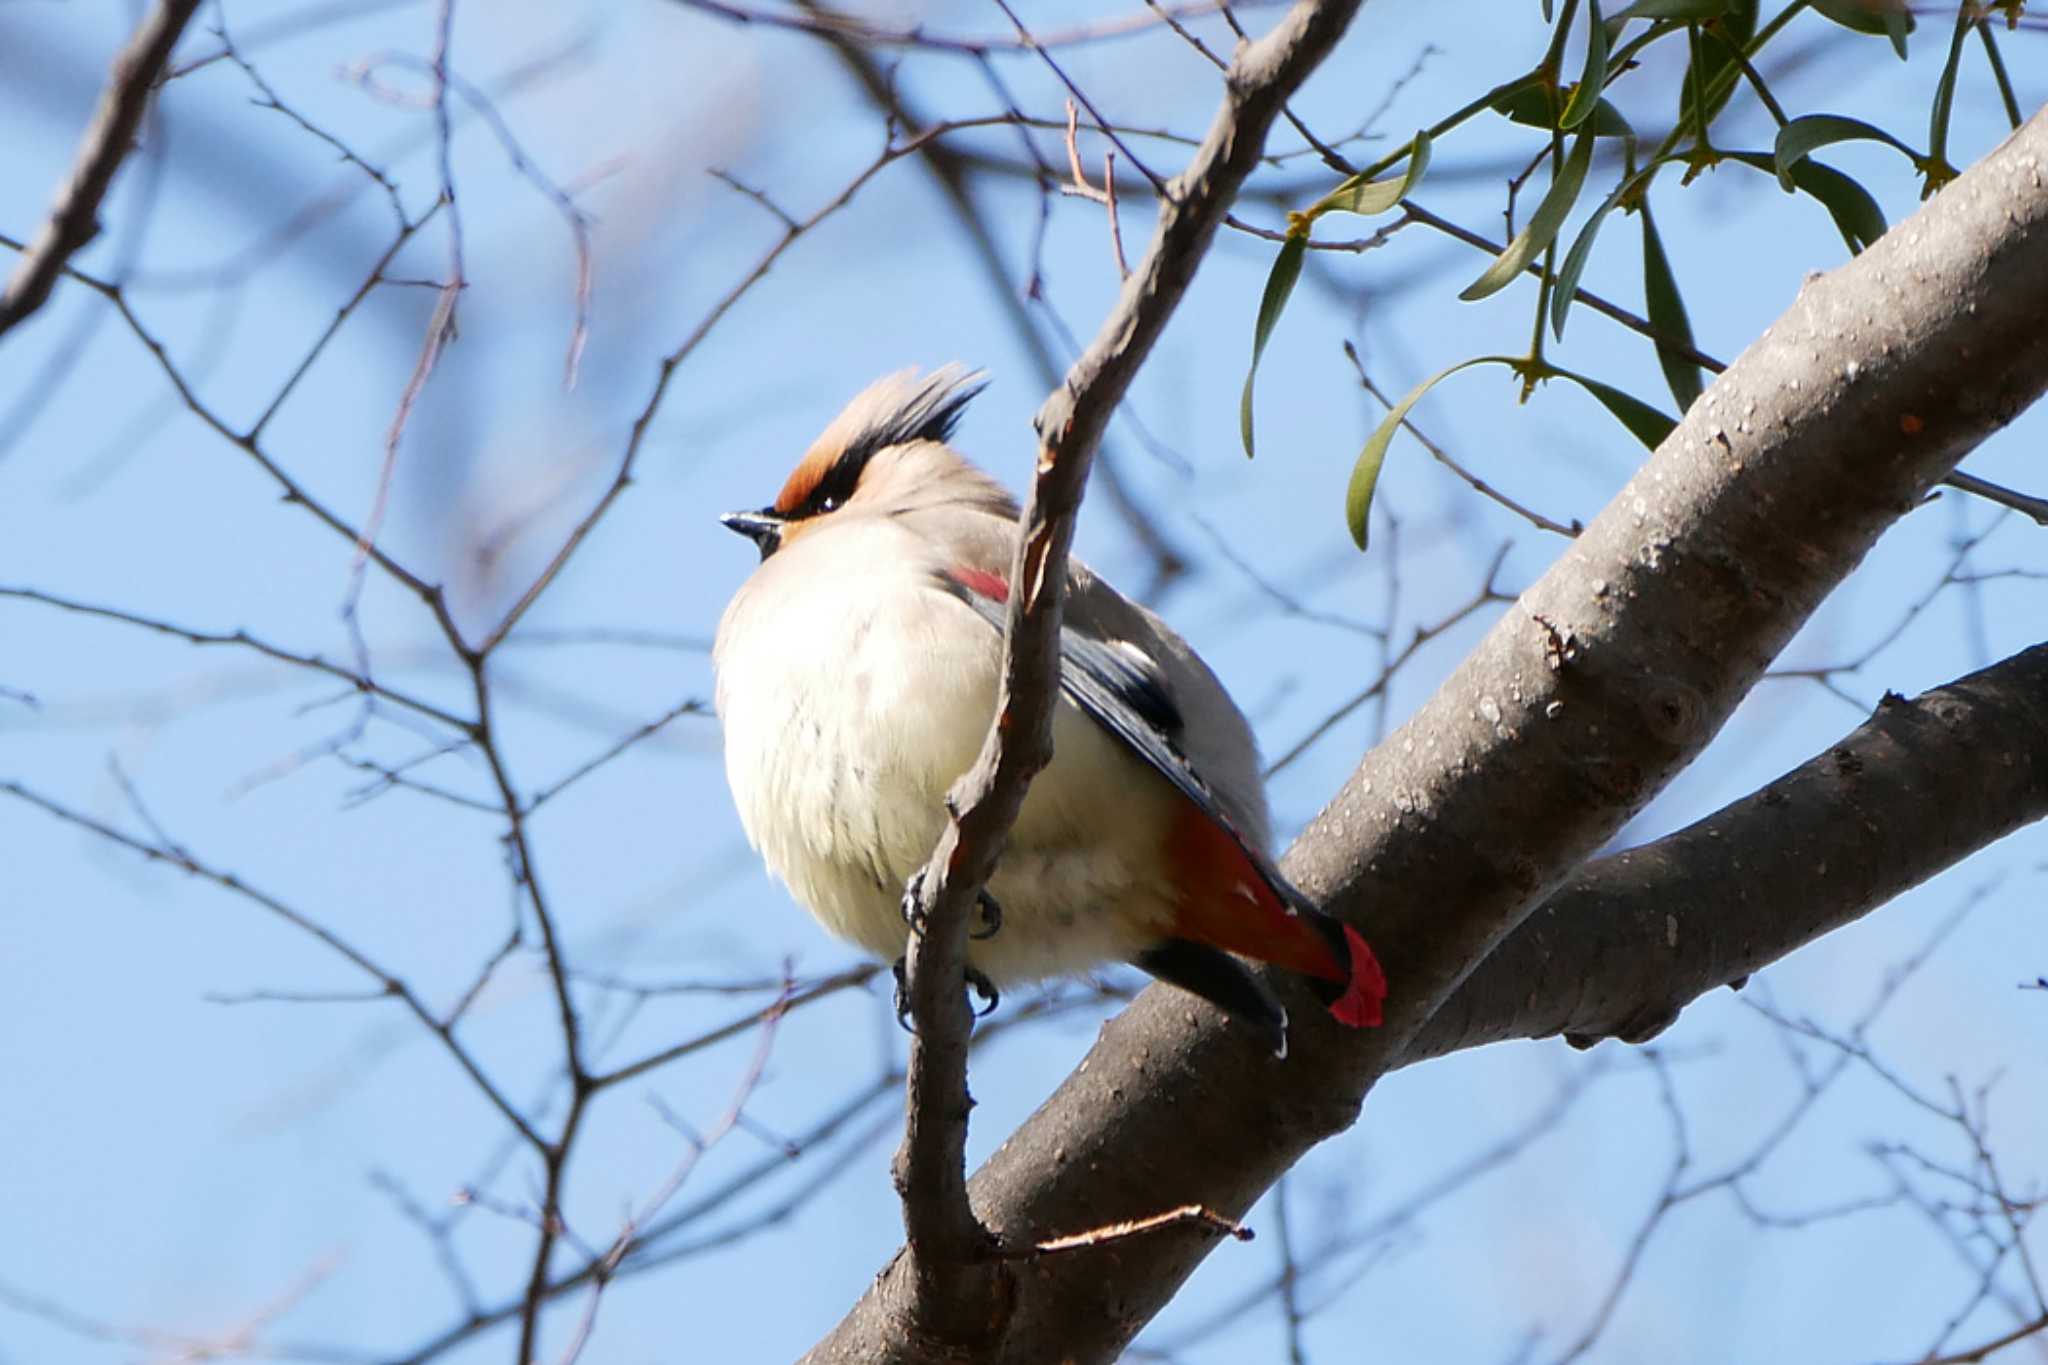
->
<box><xmin>1134</xmin><ymin>938</ymin><xmax>1289</xmax><ymax>1059</ymax></box>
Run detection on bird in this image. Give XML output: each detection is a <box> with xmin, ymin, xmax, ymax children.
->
<box><xmin>711</xmin><ymin>366</ymin><xmax>1384</xmax><ymax>1056</ymax></box>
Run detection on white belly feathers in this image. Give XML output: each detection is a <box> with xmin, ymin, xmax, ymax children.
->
<box><xmin>713</xmin><ymin>520</ymin><xmax>1176</xmax><ymax>981</ymax></box>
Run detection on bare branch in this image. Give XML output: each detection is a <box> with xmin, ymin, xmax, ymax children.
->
<box><xmin>525</xmin><ymin>696</ymin><xmax>710</xmax><ymax>812</ymax></box>
<box><xmin>0</xmin><ymin>0</ymin><xmax>202</xmax><ymax>336</ymax></box>
<box><xmin>1017</xmin><ymin>1205</ymin><xmax>1252</xmax><ymax>1257</ymax></box>
<box><xmin>591</xmin><ymin>965</ymin><xmax>881</xmax><ymax>1090</ymax></box>
<box><xmin>1421</xmin><ymin>640</ymin><xmax>2048</xmax><ymax>1063</ymax></box>
<box><xmin>1343</xmin><ymin>341</ymin><xmax>1583</xmax><ymax>539</ymax></box>
<box><xmin>474</xmin><ymin>113</ymin><xmax>1034</xmax><ymax>655</ymax></box>
<box><xmin>1945</xmin><ymin>469</ymin><xmax>2048</xmax><ymax>527</ymax></box>
<box><xmin>0</xmin><ymin>780</ymin><xmax>545</xmax><ymax>1152</ymax></box>
<box><xmin>1915</xmin><ymin>1313</ymin><xmax>2048</xmax><ymax>1365</ymax></box>
<box><xmin>0</xmin><ymin>585</ymin><xmax>473</xmax><ymax>733</ymax></box>
<box><xmin>668</xmin><ymin>0</ymin><xmax>1284</xmax><ymax>59</ymax></box>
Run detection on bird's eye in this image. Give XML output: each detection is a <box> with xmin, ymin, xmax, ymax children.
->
<box><xmin>819</xmin><ymin>495</ymin><xmax>841</xmax><ymax>513</ymax></box>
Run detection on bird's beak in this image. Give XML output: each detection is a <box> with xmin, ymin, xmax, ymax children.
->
<box><xmin>719</xmin><ymin>508</ymin><xmax>785</xmax><ymax>561</ymax></box>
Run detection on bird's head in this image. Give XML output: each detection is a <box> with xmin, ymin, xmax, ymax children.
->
<box><xmin>719</xmin><ymin>365</ymin><xmax>1005</xmax><ymax>561</ymax></box>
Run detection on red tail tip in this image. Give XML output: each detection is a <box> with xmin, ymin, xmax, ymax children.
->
<box><xmin>1326</xmin><ymin>924</ymin><xmax>1387</xmax><ymax>1029</ymax></box>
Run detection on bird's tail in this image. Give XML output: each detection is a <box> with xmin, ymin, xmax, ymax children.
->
<box><xmin>1300</xmin><ymin>914</ymin><xmax>1387</xmax><ymax>1029</ymax></box>
<box><xmin>1166</xmin><ymin>804</ymin><xmax>1386</xmax><ymax>1029</ymax></box>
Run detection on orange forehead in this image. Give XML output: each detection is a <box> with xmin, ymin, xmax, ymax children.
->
<box><xmin>771</xmin><ymin>443</ymin><xmax>838</xmax><ymax>515</ymax></box>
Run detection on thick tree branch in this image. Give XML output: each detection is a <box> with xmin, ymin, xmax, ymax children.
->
<box><xmin>815</xmin><ymin>0</ymin><xmax>1367</xmax><ymax>1359</ymax></box>
<box><xmin>0</xmin><ymin>0</ymin><xmax>201</xmax><ymax>337</ymax></box>
<box><xmin>825</xmin><ymin>107</ymin><xmax>2048</xmax><ymax>1363</ymax></box>
<box><xmin>1411</xmin><ymin>639</ymin><xmax>2048</xmax><ymax>1064</ymax></box>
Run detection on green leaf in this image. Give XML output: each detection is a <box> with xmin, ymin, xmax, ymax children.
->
<box><xmin>1346</xmin><ymin>356</ymin><xmax>1518</xmax><ymax>550</ymax></box>
<box><xmin>1612</xmin><ymin>0</ymin><xmax>1726</xmax><ymax>18</ymax></box>
<box><xmin>1460</xmin><ymin>128</ymin><xmax>1596</xmax><ymax>302</ymax></box>
<box><xmin>1773</xmin><ymin>113</ymin><xmax>1920</xmax><ymax>190</ymax></box>
<box><xmin>1491</xmin><ymin>85</ymin><xmax>1636</xmax><ymax>139</ymax></box>
<box><xmin>1640</xmin><ymin>198</ymin><xmax>1704</xmax><ymax>410</ymax></box>
<box><xmin>1728</xmin><ymin>150</ymin><xmax>1888</xmax><ymax>253</ymax></box>
<box><xmin>1809</xmin><ymin>0</ymin><xmax>1915</xmax><ymax>55</ymax></box>
<box><xmin>1550</xmin><ymin>367</ymin><xmax>1679</xmax><ymax>447</ymax></box>
<box><xmin>1560</xmin><ymin>0</ymin><xmax>1611</xmax><ymax>131</ymax></box>
<box><xmin>1239</xmin><ymin>230</ymin><xmax>1307</xmax><ymax>458</ymax></box>
<box><xmin>1678</xmin><ymin>0</ymin><xmax>1757</xmax><ymax>130</ymax></box>
<box><xmin>1550</xmin><ymin>177</ymin><xmax>1632</xmax><ymax>340</ymax></box>
<box><xmin>1880</xmin><ymin>2</ymin><xmax>1911</xmax><ymax>58</ymax></box>
<box><xmin>1788</xmin><ymin>160</ymin><xmax>1888</xmax><ymax>253</ymax></box>
<box><xmin>1347</xmin><ymin>358</ymin><xmax>1675</xmax><ymax>547</ymax></box>
<box><xmin>1309</xmin><ymin>131</ymin><xmax>1432</xmax><ymax>218</ymax></box>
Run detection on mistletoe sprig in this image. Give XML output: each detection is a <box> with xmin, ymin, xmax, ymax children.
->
<box><xmin>1235</xmin><ymin>0</ymin><xmax>2032</xmax><ymax>549</ymax></box>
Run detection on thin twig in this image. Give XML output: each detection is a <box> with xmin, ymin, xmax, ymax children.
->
<box><xmin>1266</xmin><ymin>544</ymin><xmax>1512</xmax><ymax>776</ymax></box>
<box><xmin>1343</xmin><ymin>341</ymin><xmax>1583</xmax><ymax>539</ymax></box>
<box><xmin>1016</xmin><ymin>1204</ymin><xmax>1253</xmax><ymax>1257</ymax></box>
<box><xmin>0</xmin><ymin>780</ymin><xmax>543</xmax><ymax>1151</ymax></box>
<box><xmin>668</xmin><ymin>0</ymin><xmax>1284</xmax><ymax>58</ymax></box>
<box><xmin>477</xmin><ymin>113</ymin><xmax>1039</xmax><ymax>655</ymax></box>
<box><xmin>0</xmin><ymin>585</ymin><xmax>472</xmax><ymax>733</ymax></box>
<box><xmin>525</xmin><ymin>697</ymin><xmax>710</xmax><ymax>812</ymax></box>
<box><xmin>792</xmin><ymin>8</ymin><xmax>1193</xmax><ymax>591</ymax></box>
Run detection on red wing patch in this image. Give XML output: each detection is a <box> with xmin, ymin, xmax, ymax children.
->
<box><xmin>947</xmin><ymin>567</ymin><xmax>1010</xmax><ymax>603</ymax></box>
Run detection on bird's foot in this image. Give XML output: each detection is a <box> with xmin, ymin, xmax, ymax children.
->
<box><xmin>901</xmin><ymin>874</ymin><xmax>1000</xmax><ymax>942</ymax></box>
<box><xmin>970</xmin><ymin>889</ymin><xmax>1003</xmax><ymax>941</ymax></box>
<box><xmin>891</xmin><ymin>956</ymin><xmax>912</xmax><ymax>1032</ymax></box>
<box><xmin>966</xmin><ymin>966</ymin><xmax>999</xmax><ymax>1018</ymax></box>
<box><xmin>899</xmin><ymin>870</ymin><xmax>928</xmax><ymax>937</ymax></box>
<box><xmin>888</xmin><ymin>956</ymin><xmax>1001</xmax><ymax>1030</ymax></box>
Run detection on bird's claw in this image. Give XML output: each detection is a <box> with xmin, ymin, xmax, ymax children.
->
<box><xmin>892</xmin><ymin>956</ymin><xmax>912</xmax><ymax>1033</ymax></box>
<box><xmin>969</xmin><ymin>890</ymin><xmax>1003</xmax><ymax>941</ymax></box>
<box><xmin>888</xmin><ymin>956</ymin><xmax>1000</xmax><ymax>1030</ymax></box>
<box><xmin>900</xmin><ymin>870</ymin><xmax>929</xmax><ymax>937</ymax></box>
<box><xmin>902</xmin><ymin>874</ymin><xmax>999</xmax><ymax>943</ymax></box>
<box><xmin>966</xmin><ymin>966</ymin><xmax>999</xmax><ymax>1017</ymax></box>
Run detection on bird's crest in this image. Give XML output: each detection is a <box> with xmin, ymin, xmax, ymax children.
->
<box><xmin>772</xmin><ymin>365</ymin><xmax>990</xmax><ymax>518</ymax></box>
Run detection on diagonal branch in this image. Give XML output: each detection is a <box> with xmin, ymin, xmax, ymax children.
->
<box><xmin>1411</xmin><ymin>639</ymin><xmax>2048</xmax><ymax>1065</ymax></box>
<box><xmin>0</xmin><ymin>0</ymin><xmax>202</xmax><ymax>336</ymax></box>
<box><xmin>825</xmin><ymin>105</ymin><xmax>2048</xmax><ymax>1363</ymax></box>
<box><xmin>835</xmin><ymin>0</ymin><xmax>1371</xmax><ymax>1359</ymax></box>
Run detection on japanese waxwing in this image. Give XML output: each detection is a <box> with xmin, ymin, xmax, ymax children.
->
<box><xmin>712</xmin><ymin>366</ymin><xmax>1384</xmax><ymax>1055</ymax></box>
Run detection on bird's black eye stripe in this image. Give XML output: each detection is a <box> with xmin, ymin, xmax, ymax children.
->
<box><xmin>788</xmin><ymin>371</ymin><xmax>990</xmax><ymax>520</ymax></box>
<box><xmin>796</xmin><ymin>457</ymin><xmax>861</xmax><ymax>519</ymax></box>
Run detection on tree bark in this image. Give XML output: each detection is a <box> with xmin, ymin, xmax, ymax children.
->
<box><xmin>1410</xmin><ymin>640</ymin><xmax>2048</xmax><ymax>1066</ymax></box>
<box><xmin>0</xmin><ymin>0</ymin><xmax>201</xmax><ymax>336</ymax></box>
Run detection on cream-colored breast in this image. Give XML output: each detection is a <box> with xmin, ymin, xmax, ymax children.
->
<box><xmin>713</xmin><ymin>515</ymin><xmax>1180</xmax><ymax>980</ymax></box>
